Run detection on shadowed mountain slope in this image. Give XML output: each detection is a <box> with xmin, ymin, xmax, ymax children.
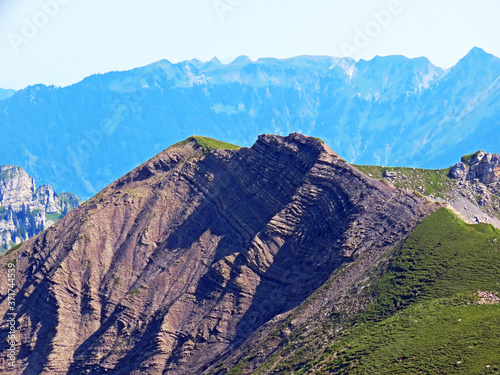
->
<box><xmin>0</xmin><ymin>134</ymin><xmax>437</xmax><ymax>374</ymax></box>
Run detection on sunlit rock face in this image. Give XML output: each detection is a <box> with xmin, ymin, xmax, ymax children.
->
<box><xmin>0</xmin><ymin>134</ymin><xmax>437</xmax><ymax>374</ymax></box>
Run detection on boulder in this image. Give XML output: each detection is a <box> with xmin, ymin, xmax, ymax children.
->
<box><xmin>383</xmin><ymin>170</ymin><xmax>398</xmax><ymax>178</ymax></box>
<box><xmin>449</xmin><ymin>162</ymin><xmax>467</xmax><ymax>179</ymax></box>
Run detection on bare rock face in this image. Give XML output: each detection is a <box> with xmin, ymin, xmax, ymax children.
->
<box><xmin>450</xmin><ymin>152</ymin><xmax>500</xmax><ymax>184</ymax></box>
<box><xmin>0</xmin><ymin>166</ymin><xmax>36</xmax><ymax>211</ymax></box>
<box><xmin>450</xmin><ymin>162</ymin><xmax>468</xmax><ymax>179</ymax></box>
<box><xmin>0</xmin><ymin>165</ymin><xmax>81</xmax><ymax>252</ymax></box>
<box><xmin>468</xmin><ymin>153</ymin><xmax>500</xmax><ymax>184</ymax></box>
<box><xmin>0</xmin><ymin>134</ymin><xmax>438</xmax><ymax>374</ymax></box>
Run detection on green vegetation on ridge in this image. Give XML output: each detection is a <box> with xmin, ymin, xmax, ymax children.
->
<box><xmin>307</xmin><ymin>208</ymin><xmax>500</xmax><ymax>374</ymax></box>
<box><xmin>353</xmin><ymin>165</ymin><xmax>454</xmax><ymax>197</ymax></box>
<box><xmin>232</xmin><ymin>208</ymin><xmax>500</xmax><ymax>374</ymax></box>
<box><xmin>461</xmin><ymin>150</ymin><xmax>483</xmax><ymax>164</ymax></box>
<box><xmin>172</xmin><ymin>135</ymin><xmax>241</xmax><ymax>155</ymax></box>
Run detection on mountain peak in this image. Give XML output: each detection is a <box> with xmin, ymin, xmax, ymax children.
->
<box><xmin>0</xmin><ymin>133</ymin><xmax>437</xmax><ymax>374</ymax></box>
<box><xmin>204</xmin><ymin>57</ymin><xmax>223</xmax><ymax>68</ymax></box>
<box><xmin>467</xmin><ymin>46</ymin><xmax>493</xmax><ymax>58</ymax></box>
<box><xmin>230</xmin><ymin>55</ymin><xmax>253</xmax><ymax>66</ymax></box>
<box><xmin>456</xmin><ymin>46</ymin><xmax>497</xmax><ymax>67</ymax></box>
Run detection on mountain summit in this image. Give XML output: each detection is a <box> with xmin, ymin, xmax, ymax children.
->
<box><xmin>0</xmin><ymin>134</ymin><xmax>437</xmax><ymax>374</ymax></box>
<box><xmin>0</xmin><ymin>48</ymin><xmax>498</xmax><ymax>199</ymax></box>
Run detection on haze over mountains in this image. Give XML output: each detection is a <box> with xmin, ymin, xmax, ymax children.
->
<box><xmin>0</xmin><ymin>47</ymin><xmax>498</xmax><ymax>199</ymax></box>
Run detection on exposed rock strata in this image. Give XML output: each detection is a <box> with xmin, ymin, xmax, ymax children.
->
<box><xmin>0</xmin><ymin>134</ymin><xmax>438</xmax><ymax>374</ymax></box>
<box><xmin>0</xmin><ymin>165</ymin><xmax>81</xmax><ymax>252</ymax></box>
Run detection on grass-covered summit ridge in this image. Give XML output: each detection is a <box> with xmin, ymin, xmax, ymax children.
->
<box><xmin>461</xmin><ymin>150</ymin><xmax>483</xmax><ymax>164</ymax></box>
<box><xmin>171</xmin><ymin>135</ymin><xmax>241</xmax><ymax>155</ymax></box>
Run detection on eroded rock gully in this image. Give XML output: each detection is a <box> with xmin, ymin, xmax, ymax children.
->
<box><xmin>0</xmin><ymin>134</ymin><xmax>438</xmax><ymax>374</ymax></box>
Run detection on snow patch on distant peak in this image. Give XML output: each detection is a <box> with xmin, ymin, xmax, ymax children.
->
<box><xmin>418</xmin><ymin>68</ymin><xmax>442</xmax><ymax>91</ymax></box>
<box><xmin>184</xmin><ymin>63</ymin><xmax>207</xmax><ymax>86</ymax></box>
<box><xmin>330</xmin><ymin>58</ymin><xmax>356</xmax><ymax>80</ymax></box>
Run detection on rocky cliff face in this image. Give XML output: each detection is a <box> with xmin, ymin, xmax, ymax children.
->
<box><xmin>0</xmin><ymin>134</ymin><xmax>438</xmax><ymax>374</ymax></box>
<box><xmin>450</xmin><ymin>151</ymin><xmax>500</xmax><ymax>184</ymax></box>
<box><xmin>0</xmin><ymin>165</ymin><xmax>81</xmax><ymax>253</ymax></box>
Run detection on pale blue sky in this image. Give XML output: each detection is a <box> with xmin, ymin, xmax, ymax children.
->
<box><xmin>1</xmin><ymin>0</ymin><xmax>499</xmax><ymax>89</ymax></box>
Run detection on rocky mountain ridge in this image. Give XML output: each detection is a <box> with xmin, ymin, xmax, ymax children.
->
<box><xmin>0</xmin><ymin>134</ymin><xmax>438</xmax><ymax>374</ymax></box>
<box><xmin>0</xmin><ymin>89</ymin><xmax>15</xmax><ymax>101</ymax></box>
<box><xmin>0</xmin><ymin>165</ymin><xmax>81</xmax><ymax>253</ymax></box>
<box><xmin>355</xmin><ymin>149</ymin><xmax>500</xmax><ymax>230</ymax></box>
<box><xmin>0</xmin><ymin>47</ymin><xmax>498</xmax><ymax>199</ymax></box>
<box><xmin>450</xmin><ymin>151</ymin><xmax>500</xmax><ymax>184</ymax></box>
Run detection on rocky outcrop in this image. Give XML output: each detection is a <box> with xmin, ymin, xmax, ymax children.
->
<box><xmin>0</xmin><ymin>134</ymin><xmax>438</xmax><ymax>374</ymax></box>
<box><xmin>468</xmin><ymin>152</ymin><xmax>500</xmax><ymax>184</ymax></box>
<box><xmin>450</xmin><ymin>151</ymin><xmax>500</xmax><ymax>184</ymax></box>
<box><xmin>449</xmin><ymin>162</ymin><xmax>467</xmax><ymax>179</ymax></box>
<box><xmin>0</xmin><ymin>165</ymin><xmax>81</xmax><ymax>252</ymax></box>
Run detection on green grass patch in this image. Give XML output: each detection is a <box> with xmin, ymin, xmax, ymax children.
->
<box><xmin>5</xmin><ymin>242</ymin><xmax>22</xmax><ymax>254</ymax></box>
<box><xmin>322</xmin><ymin>300</ymin><xmax>500</xmax><ymax>374</ymax></box>
<box><xmin>29</xmin><ymin>208</ymin><xmax>43</xmax><ymax>218</ymax></box>
<box><xmin>4</xmin><ymin>258</ymin><xmax>16</xmax><ymax>269</ymax></box>
<box><xmin>312</xmin><ymin>137</ymin><xmax>325</xmax><ymax>144</ymax></box>
<box><xmin>128</xmin><ymin>285</ymin><xmax>146</xmax><ymax>295</ymax></box>
<box><xmin>304</xmin><ymin>208</ymin><xmax>500</xmax><ymax>374</ymax></box>
<box><xmin>45</xmin><ymin>212</ymin><xmax>63</xmax><ymax>222</ymax></box>
<box><xmin>226</xmin><ymin>358</ymin><xmax>250</xmax><ymax>375</ymax></box>
<box><xmin>170</xmin><ymin>135</ymin><xmax>241</xmax><ymax>155</ymax></box>
<box><xmin>1</xmin><ymin>242</ymin><xmax>23</xmax><ymax>257</ymax></box>
<box><xmin>461</xmin><ymin>151</ymin><xmax>483</xmax><ymax>164</ymax></box>
<box><xmin>353</xmin><ymin>165</ymin><xmax>454</xmax><ymax>197</ymax></box>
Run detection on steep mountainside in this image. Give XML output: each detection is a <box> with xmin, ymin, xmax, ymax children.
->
<box><xmin>0</xmin><ymin>134</ymin><xmax>437</xmax><ymax>374</ymax></box>
<box><xmin>0</xmin><ymin>89</ymin><xmax>15</xmax><ymax>101</ymax></box>
<box><xmin>0</xmin><ymin>165</ymin><xmax>81</xmax><ymax>253</ymax></box>
<box><xmin>214</xmin><ymin>208</ymin><xmax>500</xmax><ymax>374</ymax></box>
<box><xmin>0</xmin><ymin>48</ymin><xmax>498</xmax><ymax>199</ymax></box>
<box><xmin>355</xmin><ymin>150</ymin><xmax>500</xmax><ymax>229</ymax></box>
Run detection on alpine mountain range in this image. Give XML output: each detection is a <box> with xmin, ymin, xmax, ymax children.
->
<box><xmin>0</xmin><ymin>47</ymin><xmax>498</xmax><ymax>199</ymax></box>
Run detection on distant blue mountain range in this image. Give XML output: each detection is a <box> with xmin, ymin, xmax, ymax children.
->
<box><xmin>1</xmin><ymin>47</ymin><xmax>499</xmax><ymax>200</ymax></box>
<box><xmin>0</xmin><ymin>89</ymin><xmax>15</xmax><ymax>101</ymax></box>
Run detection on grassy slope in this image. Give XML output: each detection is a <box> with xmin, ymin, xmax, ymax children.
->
<box><xmin>353</xmin><ymin>165</ymin><xmax>454</xmax><ymax>197</ymax></box>
<box><xmin>234</xmin><ymin>208</ymin><xmax>500</xmax><ymax>374</ymax></box>
<box><xmin>302</xmin><ymin>208</ymin><xmax>500</xmax><ymax>374</ymax></box>
<box><xmin>461</xmin><ymin>151</ymin><xmax>483</xmax><ymax>164</ymax></box>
